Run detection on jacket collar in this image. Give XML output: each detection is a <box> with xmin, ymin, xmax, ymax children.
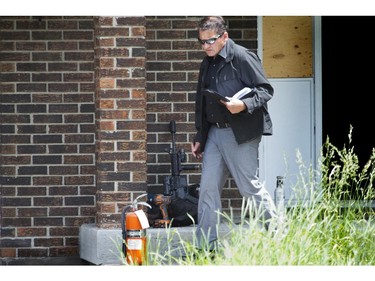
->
<box><xmin>224</xmin><ymin>38</ymin><xmax>235</xmax><ymax>63</ymax></box>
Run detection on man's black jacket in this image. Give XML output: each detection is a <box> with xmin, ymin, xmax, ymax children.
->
<box><xmin>194</xmin><ymin>38</ymin><xmax>274</xmax><ymax>151</ymax></box>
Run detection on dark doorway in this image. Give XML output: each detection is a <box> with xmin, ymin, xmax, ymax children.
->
<box><xmin>322</xmin><ymin>16</ymin><xmax>375</xmax><ymax>168</ymax></box>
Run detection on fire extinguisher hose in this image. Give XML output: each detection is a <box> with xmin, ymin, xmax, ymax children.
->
<box><xmin>121</xmin><ymin>205</ymin><xmax>133</xmax><ymax>256</ymax></box>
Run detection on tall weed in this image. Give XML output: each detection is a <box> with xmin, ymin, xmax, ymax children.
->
<box><xmin>123</xmin><ymin>129</ymin><xmax>375</xmax><ymax>265</ymax></box>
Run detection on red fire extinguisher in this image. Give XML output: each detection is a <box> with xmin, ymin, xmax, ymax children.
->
<box><xmin>121</xmin><ymin>194</ymin><xmax>151</xmax><ymax>265</ymax></box>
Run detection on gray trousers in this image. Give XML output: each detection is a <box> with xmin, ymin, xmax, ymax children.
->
<box><xmin>196</xmin><ymin>126</ymin><xmax>277</xmax><ymax>249</ymax></box>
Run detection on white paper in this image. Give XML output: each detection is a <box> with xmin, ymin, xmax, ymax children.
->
<box><xmin>232</xmin><ymin>87</ymin><xmax>253</xmax><ymax>99</ymax></box>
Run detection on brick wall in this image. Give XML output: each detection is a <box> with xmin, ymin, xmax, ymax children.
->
<box><xmin>0</xmin><ymin>16</ymin><xmax>96</xmax><ymax>258</ymax></box>
<box><xmin>94</xmin><ymin>16</ymin><xmax>148</xmax><ymax>228</ymax></box>
<box><xmin>0</xmin><ymin>15</ymin><xmax>258</xmax><ymax>260</ymax></box>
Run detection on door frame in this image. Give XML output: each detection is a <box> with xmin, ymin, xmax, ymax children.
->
<box><xmin>257</xmin><ymin>16</ymin><xmax>322</xmax><ymax>201</ymax></box>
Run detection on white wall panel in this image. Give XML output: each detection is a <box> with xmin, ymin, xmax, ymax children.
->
<box><xmin>259</xmin><ymin>78</ymin><xmax>315</xmax><ymax>202</ymax></box>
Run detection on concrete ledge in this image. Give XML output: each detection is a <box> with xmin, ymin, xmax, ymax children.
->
<box><xmin>79</xmin><ymin>224</ymin><xmax>124</xmax><ymax>265</ymax></box>
<box><xmin>79</xmin><ymin>223</ymin><xmax>232</xmax><ymax>265</ymax></box>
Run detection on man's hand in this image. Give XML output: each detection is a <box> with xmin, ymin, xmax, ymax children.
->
<box><xmin>221</xmin><ymin>98</ymin><xmax>247</xmax><ymax>114</ymax></box>
<box><xmin>191</xmin><ymin>142</ymin><xmax>203</xmax><ymax>160</ymax></box>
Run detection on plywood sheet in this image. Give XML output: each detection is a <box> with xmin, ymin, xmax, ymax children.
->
<box><xmin>263</xmin><ymin>16</ymin><xmax>313</xmax><ymax>78</ymax></box>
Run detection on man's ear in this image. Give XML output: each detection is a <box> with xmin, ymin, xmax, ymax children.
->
<box><xmin>223</xmin><ymin>31</ymin><xmax>229</xmax><ymax>42</ymax></box>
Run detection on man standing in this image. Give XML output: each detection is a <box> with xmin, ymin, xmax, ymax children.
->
<box><xmin>191</xmin><ymin>16</ymin><xmax>277</xmax><ymax>250</ymax></box>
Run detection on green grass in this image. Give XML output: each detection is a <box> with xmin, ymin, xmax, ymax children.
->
<box><xmin>121</xmin><ymin>127</ymin><xmax>375</xmax><ymax>265</ymax></box>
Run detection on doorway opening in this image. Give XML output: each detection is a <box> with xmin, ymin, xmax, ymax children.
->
<box><xmin>322</xmin><ymin>16</ymin><xmax>375</xmax><ymax>169</ymax></box>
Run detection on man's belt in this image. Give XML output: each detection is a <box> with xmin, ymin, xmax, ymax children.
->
<box><xmin>213</xmin><ymin>122</ymin><xmax>230</xmax><ymax>128</ymax></box>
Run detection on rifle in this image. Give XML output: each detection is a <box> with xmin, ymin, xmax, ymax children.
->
<box><xmin>147</xmin><ymin>120</ymin><xmax>200</xmax><ymax>227</ymax></box>
<box><xmin>163</xmin><ymin>120</ymin><xmax>200</xmax><ymax>203</ymax></box>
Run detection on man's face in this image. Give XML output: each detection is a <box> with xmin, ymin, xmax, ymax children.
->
<box><xmin>198</xmin><ymin>29</ymin><xmax>227</xmax><ymax>57</ymax></box>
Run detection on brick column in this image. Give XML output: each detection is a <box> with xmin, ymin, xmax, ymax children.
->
<box><xmin>93</xmin><ymin>17</ymin><xmax>147</xmax><ymax>228</ymax></box>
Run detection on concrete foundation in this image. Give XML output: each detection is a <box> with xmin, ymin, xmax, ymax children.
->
<box><xmin>79</xmin><ymin>224</ymin><xmax>124</xmax><ymax>265</ymax></box>
<box><xmin>79</xmin><ymin>223</ymin><xmax>232</xmax><ymax>265</ymax></box>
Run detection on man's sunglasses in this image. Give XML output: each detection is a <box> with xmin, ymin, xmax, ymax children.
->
<box><xmin>198</xmin><ymin>33</ymin><xmax>224</xmax><ymax>45</ymax></box>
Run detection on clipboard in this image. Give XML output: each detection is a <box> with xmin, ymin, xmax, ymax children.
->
<box><xmin>202</xmin><ymin>87</ymin><xmax>254</xmax><ymax>103</ymax></box>
<box><xmin>202</xmin><ymin>88</ymin><xmax>230</xmax><ymax>102</ymax></box>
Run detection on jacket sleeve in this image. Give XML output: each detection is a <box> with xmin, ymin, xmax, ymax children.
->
<box><xmin>193</xmin><ymin>62</ymin><xmax>210</xmax><ymax>151</ymax></box>
<box><xmin>194</xmin><ymin>63</ymin><xmax>204</xmax><ymax>144</ymax></box>
<box><xmin>237</xmin><ymin>50</ymin><xmax>274</xmax><ymax>114</ymax></box>
<box><xmin>194</xmin><ymin>90</ymin><xmax>203</xmax><ymax>144</ymax></box>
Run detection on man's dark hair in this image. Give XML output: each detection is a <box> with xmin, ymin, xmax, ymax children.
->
<box><xmin>198</xmin><ymin>16</ymin><xmax>227</xmax><ymax>34</ymax></box>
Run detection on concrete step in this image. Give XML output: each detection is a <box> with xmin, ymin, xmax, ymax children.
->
<box><xmin>79</xmin><ymin>223</ymin><xmax>233</xmax><ymax>265</ymax></box>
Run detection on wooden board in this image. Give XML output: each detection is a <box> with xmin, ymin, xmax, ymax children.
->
<box><xmin>263</xmin><ymin>16</ymin><xmax>313</xmax><ymax>78</ymax></box>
